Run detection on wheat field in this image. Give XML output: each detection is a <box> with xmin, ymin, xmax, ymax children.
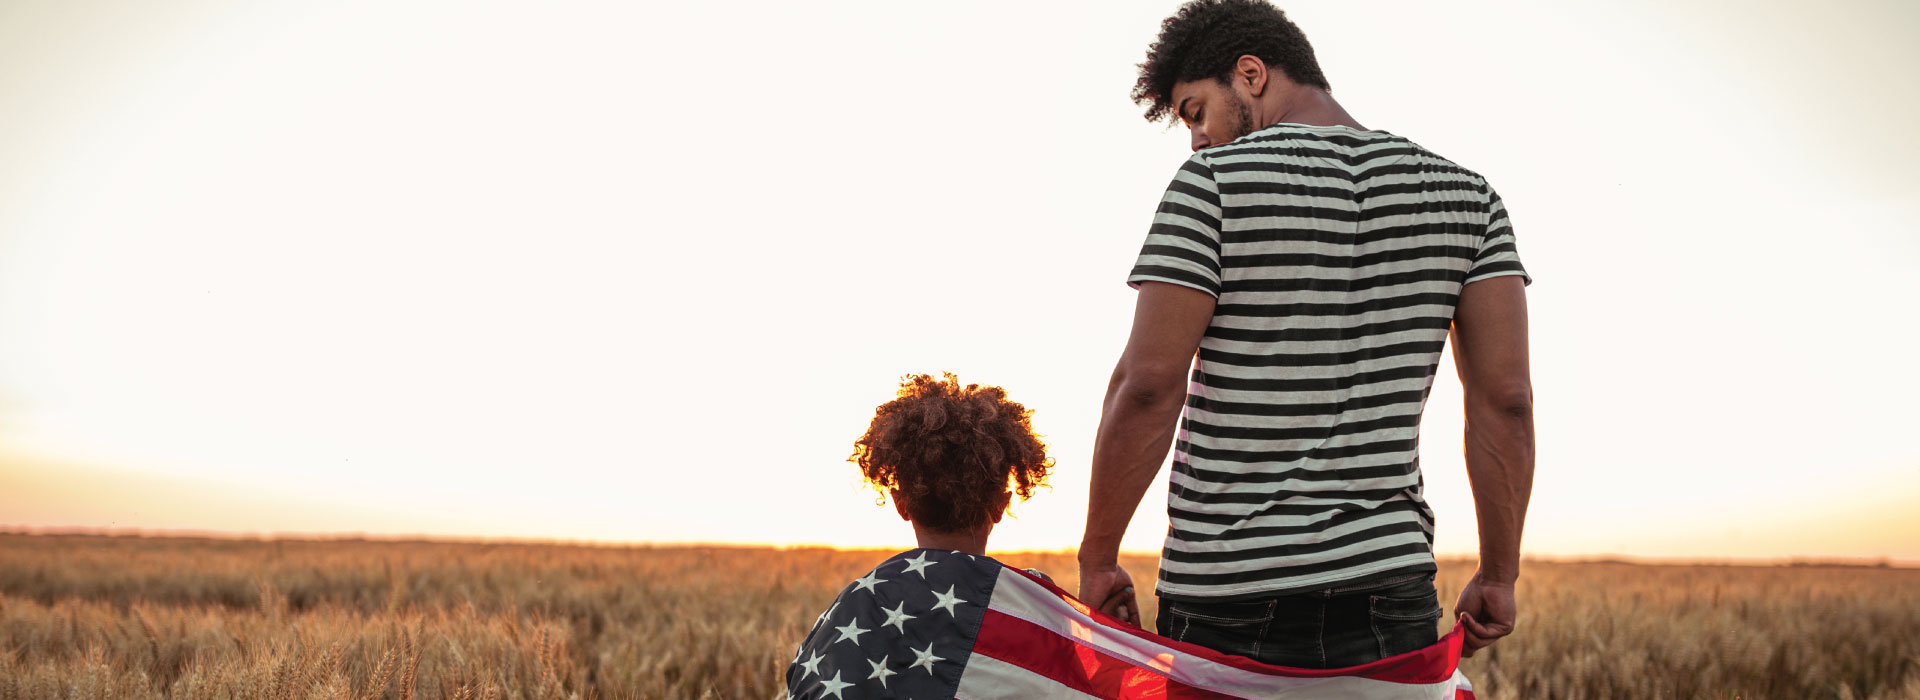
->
<box><xmin>0</xmin><ymin>534</ymin><xmax>1915</xmax><ymax>699</ymax></box>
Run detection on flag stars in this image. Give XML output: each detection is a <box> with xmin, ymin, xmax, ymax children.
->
<box><xmin>792</xmin><ymin>554</ymin><xmax>991</xmax><ymax>699</ymax></box>
<box><xmin>899</xmin><ymin>552</ymin><xmax>936</xmax><ymax>578</ymax></box>
<box><xmin>867</xmin><ymin>656</ymin><xmax>898</xmax><ymax>689</ymax></box>
<box><xmin>909</xmin><ymin>643</ymin><xmax>944</xmax><ymax>674</ymax></box>
<box><xmin>818</xmin><ymin>671</ymin><xmax>853</xmax><ymax>700</ymax></box>
<box><xmin>833</xmin><ymin>619</ymin><xmax>870</xmax><ymax>646</ymax></box>
<box><xmin>880</xmin><ymin>601</ymin><xmax>915</xmax><ymax>633</ymax></box>
<box><xmin>930</xmin><ymin>585</ymin><xmax>965</xmax><ymax>617</ymax></box>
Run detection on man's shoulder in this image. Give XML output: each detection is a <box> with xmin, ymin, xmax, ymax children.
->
<box><xmin>1219</xmin><ymin>123</ymin><xmax>1409</xmax><ymax>150</ymax></box>
<box><xmin>1209</xmin><ymin>124</ymin><xmax>1489</xmax><ymax>186</ymax></box>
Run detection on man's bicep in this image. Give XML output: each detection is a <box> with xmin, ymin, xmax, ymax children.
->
<box><xmin>1451</xmin><ymin>276</ymin><xmax>1531</xmax><ymax>402</ymax></box>
<box><xmin>1119</xmin><ymin>282</ymin><xmax>1215</xmax><ymax>384</ymax></box>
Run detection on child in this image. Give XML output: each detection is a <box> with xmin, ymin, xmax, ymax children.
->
<box><xmin>785</xmin><ymin>373</ymin><xmax>1052</xmax><ymax>699</ymax></box>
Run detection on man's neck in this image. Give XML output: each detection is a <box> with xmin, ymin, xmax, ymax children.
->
<box><xmin>912</xmin><ymin>524</ymin><xmax>989</xmax><ymax>556</ymax></box>
<box><xmin>1264</xmin><ymin>86</ymin><xmax>1366</xmax><ymax>131</ymax></box>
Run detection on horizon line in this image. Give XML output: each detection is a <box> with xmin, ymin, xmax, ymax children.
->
<box><xmin>5</xmin><ymin>525</ymin><xmax>1916</xmax><ymax>570</ymax></box>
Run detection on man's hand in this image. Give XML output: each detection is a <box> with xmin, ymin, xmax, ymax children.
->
<box><xmin>1077</xmin><ymin>561</ymin><xmax>1140</xmax><ymax>628</ymax></box>
<box><xmin>1452</xmin><ymin>571</ymin><xmax>1517</xmax><ymax>657</ymax></box>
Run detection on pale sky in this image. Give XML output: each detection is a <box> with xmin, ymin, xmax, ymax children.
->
<box><xmin>2</xmin><ymin>0</ymin><xmax>1916</xmax><ymax>563</ymax></box>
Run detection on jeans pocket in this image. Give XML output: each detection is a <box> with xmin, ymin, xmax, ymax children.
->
<box><xmin>1368</xmin><ymin>578</ymin><xmax>1440</xmax><ymax>658</ymax></box>
<box><xmin>1166</xmin><ymin>599</ymin><xmax>1275</xmax><ymax>660</ymax></box>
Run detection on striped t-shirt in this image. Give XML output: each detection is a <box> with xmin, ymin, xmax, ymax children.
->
<box><xmin>1129</xmin><ymin>122</ymin><xmax>1528</xmax><ymax>600</ymax></box>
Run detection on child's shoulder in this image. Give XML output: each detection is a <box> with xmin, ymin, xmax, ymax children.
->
<box><xmin>856</xmin><ymin>548</ymin><xmax>1008</xmax><ymax>587</ymax></box>
<box><xmin>825</xmin><ymin>549</ymin><xmax>1012</xmax><ymax>605</ymax></box>
<box><xmin>802</xmin><ymin>549</ymin><xmax>1007</xmax><ymax>638</ymax></box>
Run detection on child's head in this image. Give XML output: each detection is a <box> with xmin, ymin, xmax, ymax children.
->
<box><xmin>850</xmin><ymin>373</ymin><xmax>1052</xmax><ymax>536</ymax></box>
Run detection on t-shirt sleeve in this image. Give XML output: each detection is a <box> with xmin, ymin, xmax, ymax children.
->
<box><xmin>1127</xmin><ymin>153</ymin><xmax>1224</xmax><ymax>297</ymax></box>
<box><xmin>1465</xmin><ymin>187</ymin><xmax>1531</xmax><ymax>285</ymax></box>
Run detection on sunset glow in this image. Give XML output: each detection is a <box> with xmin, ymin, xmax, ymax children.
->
<box><xmin>1</xmin><ymin>0</ymin><xmax>1915</xmax><ymax>564</ymax></box>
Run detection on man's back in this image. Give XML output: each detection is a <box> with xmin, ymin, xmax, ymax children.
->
<box><xmin>1128</xmin><ymin>123</ymin><xmax>1529</xmax><ymax>600</ymax></box>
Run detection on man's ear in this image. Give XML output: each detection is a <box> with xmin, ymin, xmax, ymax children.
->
<box><xmin>989</xmin><ymin>490</ymin><xmax>1013</xmax><ymax>524</ymax></box>
<box><xmin>1235</xmin><ymin>54</ymin><xmax>1270</xmax><ymax>97</ymax></box>
<box><xmin>891</xmin><ymin>489</ymin><xmax>912</xmax><ymax>522</ymax></box>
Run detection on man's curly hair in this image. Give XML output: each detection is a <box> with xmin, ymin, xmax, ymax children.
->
<box><xmin>850</xmin><ymin>373</ymin><xmax>1052</xmax><ymax>534</ymax></box>
<box><xmin>1132</xmin><ymin>0</ymin><xmax>1331</xmax><ymax>124</ymax></box>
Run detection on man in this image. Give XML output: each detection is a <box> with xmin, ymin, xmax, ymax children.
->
<box><xmin>1077</xmin><ymin>0</ymin><xmax>1535</xmax><ymax>669</ymax></box>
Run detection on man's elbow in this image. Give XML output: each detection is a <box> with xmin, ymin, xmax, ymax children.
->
<box><xmin>1471</xmin><ymin>384</ymin><xmax>1534</xmax><ymax>422</ymax></box>
<box><xmin>1108</xmin><ymin>361</ymin><xmax>1189</xmax><ymax>413</ymax></box>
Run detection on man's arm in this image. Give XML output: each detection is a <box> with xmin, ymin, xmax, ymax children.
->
<box><xmin>1077</xmin><ymin>281</ymin><xmax>1215</xmax><ymax>626</ymax></box>
<box><xmin>1448</xmin><ymin>275</ymin><xmax>1535</xmax><ymax>656</ymax></box>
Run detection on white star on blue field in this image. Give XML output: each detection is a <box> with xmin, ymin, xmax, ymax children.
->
<box><xmin>784</xmin><ymin>549</ymin><xmax>1009</xmax><ymax>700</ymax></box>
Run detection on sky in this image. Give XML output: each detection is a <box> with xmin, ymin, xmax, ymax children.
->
<box><xmin>1</xmin><ymin>0</ymin><xmax>1916</xmax><ymax>563</ymax></box>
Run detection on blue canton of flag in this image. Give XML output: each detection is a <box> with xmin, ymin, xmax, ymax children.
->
<box><xmin>787</xmin><ymin>549</ymin><xmax>1001</xmax><ymax>700</ymax></box>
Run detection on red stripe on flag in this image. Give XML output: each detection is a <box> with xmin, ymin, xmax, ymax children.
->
<box><xmin>972</xmin><ymin>608</ymin><xmax>1242</xmax><ymax>700</ymax></box>
<box><xmin>1001</xmin><ymin>566</ymin><xmax>1465</xmax><ymax>685</ymax></box>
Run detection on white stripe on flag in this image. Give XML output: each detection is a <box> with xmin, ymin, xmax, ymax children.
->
<box><xmin>954</xmin><ymin>652</ymin><xmax>1105</xmax><ymax>700</ymax></box>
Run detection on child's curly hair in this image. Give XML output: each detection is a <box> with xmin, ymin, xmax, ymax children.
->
<box><xmin>850</xmin><ymin>373</ymin><xmax>1052</xmax><ymax>534</ymax></box>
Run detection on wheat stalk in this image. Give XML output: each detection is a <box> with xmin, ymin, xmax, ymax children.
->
<box><xmin>397</xmin><ymin>629</ymin><xmax>420</xmax><ymax>700</ymax></box>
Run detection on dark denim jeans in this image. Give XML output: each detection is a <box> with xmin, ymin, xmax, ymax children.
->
<box><xmin>1156</xmin><ymin>572</ymin><xmax>1441</xmax><ymax>668</ymax></box>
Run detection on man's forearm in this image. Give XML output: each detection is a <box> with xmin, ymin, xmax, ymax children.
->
<box><xmin>1079</xmin><ymin>373</ymin><xmax>1187</xmax><ymax>566</ymax></box>
<box><xmin>1463</xmin><ymin>394</ymin><xmax>1534</xmax><ymax>583</ymax></box>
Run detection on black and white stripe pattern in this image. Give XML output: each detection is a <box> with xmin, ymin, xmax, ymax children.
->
<box><xmin>1129</xmin><ymin>123</ymin><xmax>1528</xmax><ymax>600</ymax></box>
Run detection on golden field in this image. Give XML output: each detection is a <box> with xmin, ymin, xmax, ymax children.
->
<box><xmin>0</xmin><ymin>533</ymin><xmax>1916</xmax><ymax>699</ymax></box>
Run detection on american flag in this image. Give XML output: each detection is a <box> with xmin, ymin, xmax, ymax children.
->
<box><xmin>787</xmin><ymin>549</ymin><xmax>1475</xmax><ymax>699</ymax></box>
